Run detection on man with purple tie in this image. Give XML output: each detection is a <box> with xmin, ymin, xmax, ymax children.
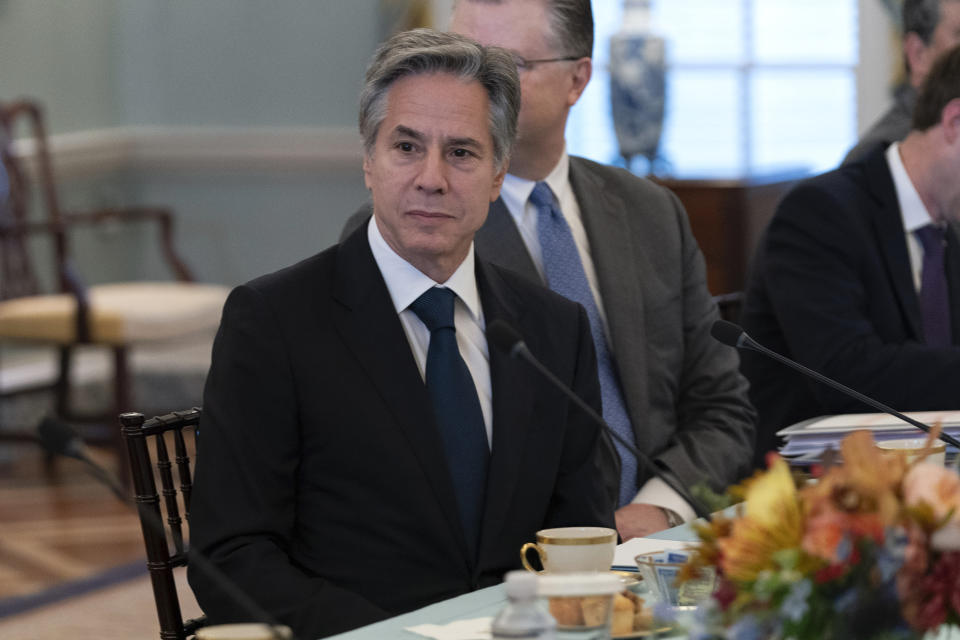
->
<box><xmin>742</xmin><ymin>44</ymin><xmax>960</xmax><ymax>465</ymax></box>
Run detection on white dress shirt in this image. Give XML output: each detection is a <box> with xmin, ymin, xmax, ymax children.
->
<box><xmin>499</xmin><ymin>152</ymin><xmax>612</xmax><ymax>343</ymax></box>
<box><xmin>367</xmin><ymin>217</ymin><xmax>493</xmax><ymax>447</ymax></box>
<box><xmin>499</xmin><ymin>150</ymin><xmax>694</xmax><ymax>522</ymax></box>
<box><xmin>887</xmin><ymin>142</ymin><xmax>942</xmax><ymax>292</ymax></box>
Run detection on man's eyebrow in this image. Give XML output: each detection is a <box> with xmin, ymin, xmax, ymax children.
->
<box><xmin>391</xmin><ymin>125</ymin><xmax>425</xmax><ymax>141</ymax></box>
<box><xmin>447</xmin><ymin>136</ymin><xmax>483</xmax><ymax>150</ymax></box>
<box><xmin>390</xmin><ymin>127</ymin><xmax>484</xmax><ymax>152</ymax></box>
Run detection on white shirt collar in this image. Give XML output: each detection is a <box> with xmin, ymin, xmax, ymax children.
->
<box><xmin>887</xmin><ymin>142</ymin><xmax>936</xmax><ymax>233</ymax></box>
<box><xmin>500</xmin><ymin>150</ymin><xmax>571</xmax><ymax>223</ymax></box>
<box><xmin>366</xmin><ymin>216</ymin><xmax>482</xmax><ymax>321</ymax></box>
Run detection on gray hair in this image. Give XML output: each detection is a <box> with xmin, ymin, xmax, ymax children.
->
<box><xmin>358</xmin><ymin>28</ymin><xmax>520</xmax><ymax>170</ymax></box>
<box><xmin>903</xmin><ymin>0</ymin><xmax>960</xmax><ymax>43</ymax></box>
<box><xmin>453</xmin><ymin>0</ymin><xmax>594</xmax><ymax>59</ymax></box>
<box><xmin>545</xmin><ymin>0</ymin><xmax>594</xmax><ymax>59</ymax></box>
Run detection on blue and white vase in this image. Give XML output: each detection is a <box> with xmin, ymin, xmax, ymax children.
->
<box><xmin>609</xmin><ymin>0</ymin><xmax>666</xmax><ymax>173</ymax></box>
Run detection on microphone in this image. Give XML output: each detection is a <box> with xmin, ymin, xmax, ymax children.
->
<box><xmin>36</xmin><ymin>415</ymin><xmax>295</xmax><ymax>640</ymax></box>
<box><xmin>486</xmin><ymin>320</ymin><xmax>712</xmax><ymax>520</ymax></box>
<box><xmin>711</xmin><ymin>320</ymin><xmax>960</xmax><ymax>450</ymax></box>
<box><xmin>38</xmin><ymin>415</ymin><xmax>130</xmax><ymax>503</ymax></box>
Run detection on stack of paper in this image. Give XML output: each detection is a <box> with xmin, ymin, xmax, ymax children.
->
<box><xmin>777</xmin><ymin>410</ymin><xmax>960</xmax><ymax>464</ymax></box>
<box><xmin>612</xmin><ymin>537</ymin><xmax>692</xmax><ymax>572</ymax></box>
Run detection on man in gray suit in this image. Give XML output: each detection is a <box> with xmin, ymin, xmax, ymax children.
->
<box><xmin>345</xmin><ymin>0</ymin><xmax>754</xmax><ymax>539</ymax></box>
<box><xmin>844</xmin><ymin>0</ymin><xmax>960</xmax><ymax>165</ymax></box>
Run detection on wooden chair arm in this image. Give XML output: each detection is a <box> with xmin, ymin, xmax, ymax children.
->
<box><xmin>1</xmin><ymin>205</ymin><xmax>195</xmax><ymax>343</ymax></box>
<box><xmin>61</xmin><ymin>206</ymin><xmax>195</xmax><ymax>283</ymax></box>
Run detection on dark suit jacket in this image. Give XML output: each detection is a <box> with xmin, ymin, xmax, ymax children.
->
<box><xmin>741</xmin><ymin>147</ymin><xmax>960</xmax><ymax>462</ymax></box>
<box><xmin>344</xmin><ymin>156</ymin><xmax>756</xmax><ymax>497</ymax></box>
<box><xmin>187</xmin><ymin>224</ymin><xmax>617</xmax><ymax>639</ymax></box>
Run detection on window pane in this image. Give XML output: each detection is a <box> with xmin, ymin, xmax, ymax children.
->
<box><xmin>753</xmin><ymin>0</ymin><xmax>858</xmax><ymax>64</ymax></box>
<box><xmin>652</xmin><ymin>0</ymin><xmax>745</xmax><ymax>65</ymax></box>
<box><xmin>750</xmin><ymin>69</ymin><xmax>856</xmax><ymax>174</ymax></box>
<box><xmin>660</xmin><ymin>70</ymin><xmax>742</xmax><ymax>177</ymax></box>
<box><xmin>568</xmin><ymin>0</ymin><xmax>858</xmax><ymax>177</ymax></box>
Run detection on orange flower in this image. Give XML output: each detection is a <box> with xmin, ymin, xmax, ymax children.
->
<box><xmin>902</xmin><ymin>462</ymin><xmax>960</xmax><ymax>526</ymax></box>
<box><xmin>802</xmin><ymin>431</ymin><xmax>906</xmax><ymax>520</ymax></box>
<box><xmin>717</xmin><ymin>456</ymin><xmax>804</xmax><ymax>583</ymax></box>
<box><xmin>802</xmin><ymin>510</ymin><xmax>884</xmax><ymax>562</ymax></box>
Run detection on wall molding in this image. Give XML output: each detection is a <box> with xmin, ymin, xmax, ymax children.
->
<box><xmin>10</xmin><ymin>125</ymin><xmax>365</xmax><ymax>179</ymax></box>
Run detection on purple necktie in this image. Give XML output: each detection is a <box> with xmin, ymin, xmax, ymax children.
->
<box><xmin>915</xmin><ymin>224</ymin><xmax>952</xmax><ymax>347</ymax></box>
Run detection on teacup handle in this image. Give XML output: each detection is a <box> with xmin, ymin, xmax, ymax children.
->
<box><xmin>520</xmin><ymin>542</ymin><xmax>547</xmax><ymax>573</ymax></box>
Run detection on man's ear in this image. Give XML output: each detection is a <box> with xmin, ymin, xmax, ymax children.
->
<box><xmin>362</xmin><ymin>154</ymin><xmax>373</xmax><ymax>190</ymax></box>
<box><xmin>490</xmin><ymin>164</ymin><xmax>507</xmax><ymax>202</ymax></box>
<box><xmin>904</xmin><ymin>32</ymin><xmax>931</xmax><ymax>88</ymax></box>
<box><xmin>941</xmin><ymin>98</ymin><xmax>960</xmax><ymax>144</ymax></box>
<box><xmin>566</xmin><ymin>57</ymin><xmax>593</xmax><ymax>107</ymax></box>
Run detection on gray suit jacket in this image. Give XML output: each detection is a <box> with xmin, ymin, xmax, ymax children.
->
<box><xmin>842</xmin><ymin>84</ymin><xmax>916</xmax><ymax>166</ymax></box>
<box><xmin>344</xmin><ymin>156</ymin><xmax>755</xmax><ymax>494</ymax></box>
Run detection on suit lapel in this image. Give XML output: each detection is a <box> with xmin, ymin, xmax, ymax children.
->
<box><xmin>476</xmin><ymin>198</ymin><xmax>542</xmax><ymax>284</ymax></box>
<box><xmin>867</xmin><ymin>152</ymin><xmax>923</xmax><ymax>340</ymax></box>
<box><xmin>946</xmin><ymin>221</ymin><xmax>960</xmax><ymax>344</ymax></box>
<box><xmin>568</xmin><ymin>158</ymin><xmax>649</xmax><ymax>434</ymax></box>
<box><xmin>474</xmin><ymin>260</ymin><xmax>537</xmax><ymax>566</ymax></box>
<box><xmin>331</xmin><ymin>227</ymin><xmax>470</xmax><ymax>561</ymax></box>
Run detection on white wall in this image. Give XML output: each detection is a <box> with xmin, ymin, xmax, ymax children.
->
<box><xmin>1</xmin><ymin>0</ymin><xmax>906</xmax><ymax>286</ymax></box>
<box><xmin>0</xmin><ymin>0</ymin><xmax>119</xmax><ymax>131</ymax></box>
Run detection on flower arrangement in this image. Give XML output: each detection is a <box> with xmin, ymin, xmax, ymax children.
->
<box><xmin>675</xmin><ymin>430</ymin><xmax>960</xmax><ymax>640</ymax></box>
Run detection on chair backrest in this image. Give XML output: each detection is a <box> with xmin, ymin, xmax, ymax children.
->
<box><xmin>0</xmin><ymin>99</ymin><xmax>70</xmax><ymax>301</ymax></box>
<box><xmin>120</xmin><ymin>408</ymin><xmax>206</xmax><ymax>640</ymax></box>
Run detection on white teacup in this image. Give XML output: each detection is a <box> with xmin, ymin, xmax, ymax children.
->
<box><xmin>520</xmin><ymin>526</ymin><xmax>617</xmax><ymax>573</ymax></box>
<box><xmin>877</xmin><ymin>437</ymin><xmax>946</xmax><ymax>466</ymax></box>
<box><xmin>195</xmin><ymin>624</ymin><xmax>293</xmax><ymax>640</ymax></box>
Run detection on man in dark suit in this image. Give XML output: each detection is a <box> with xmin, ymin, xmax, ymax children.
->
<box><xmin>188</xmin><ymin>29</ymin><xmax>616</xmax><ymax>639</ymax></box>
<box><xmin>843</xmin><ymin>0</ymin><xmax>960</xmax><ymax>165</ymax></box>
<box><xmin>742</xmin><ymin>44</ymin><xmax>960</xmax><ymax>464</ymax></box>
<box><xmin>343</xmin><ymin>0</ymin><xmax>755</xmax><ymax>539</ymax></box>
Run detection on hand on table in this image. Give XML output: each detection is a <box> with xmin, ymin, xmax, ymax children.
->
<box><xmin>614</xmin><ymin>503</ymin><xmax>669</xmax><ymax>541</ymax></box>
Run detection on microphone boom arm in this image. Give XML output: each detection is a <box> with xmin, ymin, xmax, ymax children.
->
<box><xmin>737</xmin><ymin>332</ymin><xmax>960</xmax><ymax>450</ymax></box>
<box><xmin>509</xmin><ymin>340</ymin><xmax>712</xmax><ymax>520</ymax></box>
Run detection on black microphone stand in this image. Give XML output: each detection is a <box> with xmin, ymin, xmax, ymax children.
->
<box><xmin>490</xmin><ymin>322</ymin><xmax>713</xmax><ymax>521</ymax></box>
<box><xmin>713</xmin><ymin>320</ymin><xmax>960</xmax><ymax>450</ymax></box>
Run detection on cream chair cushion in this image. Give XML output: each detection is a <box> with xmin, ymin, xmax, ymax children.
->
<box><xmin>0</xmin><ymin>282</ymin><xmax>230</xmax><ymax>345</ymax></box>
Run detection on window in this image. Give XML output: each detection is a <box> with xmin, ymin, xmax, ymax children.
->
<box><xmin>567</xmin><ymin>0</ymin><xmax>858</xmax><ymax>178</ymax></box>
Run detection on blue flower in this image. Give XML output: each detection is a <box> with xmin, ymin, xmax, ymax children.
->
<box><xmin>652</xmin><ymin>600</ymin><xmax>678</xmax><ymax>623</ymax></box>
<box><xmin>834</xmin><ymin>587</ymin><xmax>858</xmax><ymax>613</ymax></box>
<box><xmin>877</xmin><ymin>528</ymin><xmax>908</xmax><ymax>583</ymax></box>
<box><xmin>779</xmin><ymin>578</ymin><xmax>812</xmax><ymax>622</ymax></box>
<box><xmin>835</xmin><ymin>535</ymin><xmax>853</xmax><ymax>563</ymax></box>
<box><xmin>875</xmin><ymin>549</ymin><xmax>903</xmax><ymax>583</ymax></box>
<box><xmin>726</xmin><ymin>614</ymin><xmax>763</xmax><ymax>640</ymax></box>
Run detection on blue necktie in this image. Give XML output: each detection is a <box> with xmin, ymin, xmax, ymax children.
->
<box><xmin>915</xmin><ymin>224</ymin><xmax>952</xmax><ymax>347</ymax></box>
<box><xmin>530</xmin><ymin>182</ymin><xmax>638</xmax><ymax>507</ymax></box>
<box><xmin>409</xmin><ymin>287</ymin><xmax>489</xmax><ymax>557</ymax></box>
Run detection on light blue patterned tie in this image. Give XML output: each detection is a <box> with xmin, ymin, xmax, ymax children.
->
<box><xmin>530</xmin><ymin>182</ymin><xmax>638</xmax><ymax>507</ymax></box>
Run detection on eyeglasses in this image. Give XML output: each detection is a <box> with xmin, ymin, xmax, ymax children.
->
<box><xmin>510</xmin><ymin>54</ymin><xmax>582</xmax><ymax>71</ymax></box>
